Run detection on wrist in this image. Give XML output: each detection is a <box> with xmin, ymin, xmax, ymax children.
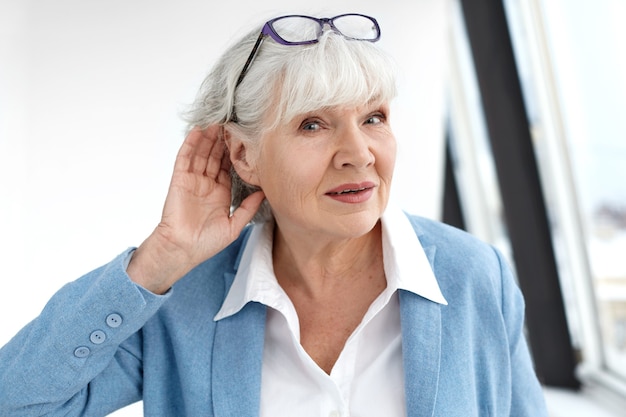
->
<box><xmin>126</xmin><ymin>230</ymin><xmax>195</xmax><ymax>295</ymax></box>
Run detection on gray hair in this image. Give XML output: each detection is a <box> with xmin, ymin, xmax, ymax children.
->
<box><xmin>183</xmin><ymin>19</ymin><xmax>398</xmax><ymax>223</ymax></box>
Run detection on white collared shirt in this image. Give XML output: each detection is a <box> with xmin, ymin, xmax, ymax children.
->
<box><xmin>214</xmin><ymin>205</ymin><xmax>447</xmax><ymax>417</ymax></box>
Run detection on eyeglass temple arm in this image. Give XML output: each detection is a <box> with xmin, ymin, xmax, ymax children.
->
<box><xmin>235</xmin><ymin>32</ymin><xmax>266</xmax><ymax>88</ymax></box>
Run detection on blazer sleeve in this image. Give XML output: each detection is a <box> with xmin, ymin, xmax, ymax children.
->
<box><xmin>495</xmin><ymin>247</ymin><xmax>549</xmax><ymax>417</ymax></box>
<box><xmin>0</xmin><ymin>249</ymin><xmax>170</xmax><ymax>417</ymax></box>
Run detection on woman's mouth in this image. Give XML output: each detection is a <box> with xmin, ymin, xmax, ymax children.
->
<box><xmin>327</xmin><ymin>186</ymin><xmax>369</xmax><ymax>195</ymax></box>
<box><xmin>325</xmin><ymin>182</ymin><xmax>376</xmax><ymax>203</ymax></box>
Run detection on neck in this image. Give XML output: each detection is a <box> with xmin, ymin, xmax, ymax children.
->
<box><xmin>272</xmin><ymin>221</ymin><xmax>385</xmax><ymax>299</ymax></box>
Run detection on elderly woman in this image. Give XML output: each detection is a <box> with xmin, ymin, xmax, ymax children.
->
<box><xmin>0</xmin><ymin>13</ymin><xmax>547</xmax><ymax>417</ymax></box>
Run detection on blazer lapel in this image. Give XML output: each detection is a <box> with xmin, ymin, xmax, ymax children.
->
<box><xmin>399</xmin><ymin>244</ymin><xmax>443</xmax><ymax>417</ymax></box>
<box><xmin>212</xmin><ymin>273</ymin><xmax>267</xmax><ymax>417</ymax></box>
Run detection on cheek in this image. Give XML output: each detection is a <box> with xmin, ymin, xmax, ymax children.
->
<box><xmin>258</xmin><ymin>149</ymin><xmax>324</xmax><ymax>205</ymax></box>
<box><xmin>378</xmin><ymin>140</ymin><xmax>397</xmax><ymax>179</ymax></box>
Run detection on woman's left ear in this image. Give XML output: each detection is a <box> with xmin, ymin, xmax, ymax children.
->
<box><xmin>223</xmin><ymin>128</ymin><xmax>260</xmax><ymax>186</ymax></box>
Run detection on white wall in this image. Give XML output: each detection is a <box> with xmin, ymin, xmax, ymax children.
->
<box><xmin>0</xmin><ymin>0</ymin><xmax>448</xmax><ymax>402</ymax></box>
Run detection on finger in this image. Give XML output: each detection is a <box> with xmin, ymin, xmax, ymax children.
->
<box><xmin>204</xmin><ymin>127</ymin><xmax>227</xmax><ymax>179</ymax></box>
<box><xmin>229</xmin><ymin>191</ymin><xmax>266</xmax><ymax>232</ymax></box>
<box><xmin>220</xmin><ymin>140</ymin><xmax>231</xmax><ymax>173</ymax></box>
<box><xmin>175</xmin><ymin>126</ymin><xmax>219</xmax><ymax>174</ymax></box>
<box><xmin>213</xmin><ymin>142</ymin><xmax>233</xmax><ymax>188</ymax></box>
<box><xmin>174</xmin><ymin>128</ymin><xmax>204</xmax><ymax>173</ymax></box>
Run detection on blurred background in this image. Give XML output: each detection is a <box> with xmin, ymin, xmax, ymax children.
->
<box><xmin>0</xmin><ymin>0</ymin><xmax>624</xmax><ymax>415</ymax></box>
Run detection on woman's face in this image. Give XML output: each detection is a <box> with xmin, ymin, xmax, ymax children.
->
<box><xmin>246</xmin><ymin>101</ymin><xmax>396</xmax><ymax>240</ymax></box>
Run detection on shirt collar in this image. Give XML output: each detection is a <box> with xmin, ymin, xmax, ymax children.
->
<box><xmin>214</xmin><ymin>205</ymin><xmax>447</xmax><ymax>321</ymax></box>
<box><xmin>380</xmin><ymin>205</ymin><xmax>448</xmax><ymax>305</ymax></box>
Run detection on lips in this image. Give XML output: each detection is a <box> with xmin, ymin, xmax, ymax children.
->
<box><xmin>324</xmin><ymin>182</ymin><xmax>377</xmax><ymax>204</ymax></box>
<box><xmin>325</xmin><ymin>182</ymin><xmax>376</xmax><ymax>195</ymax></box>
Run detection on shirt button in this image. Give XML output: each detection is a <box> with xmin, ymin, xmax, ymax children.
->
<box><xmin>90</xmin><ymin>330</ymin><xmax>106</xmax><ymax>344</ymax></box>
<box><xmin>74</xmin><ymin>346</ymin><xmax>90</xmax><ymax>358</ymax></box>
<box><xmin>106</xmin><ymin>313</ymin><xmax>123</xmax><ymax>328</ymax></box>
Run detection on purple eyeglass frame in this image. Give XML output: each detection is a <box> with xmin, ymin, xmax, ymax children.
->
<box><xmin>233</xmin><ymin>13</ymin><xmax>381</xmax><ymax>90</ymax></box>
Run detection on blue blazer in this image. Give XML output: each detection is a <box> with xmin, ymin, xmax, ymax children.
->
<box><xmin>0</xmin><ymin>214</ymin><xmax>548</xmax><ymax>416</ymax></box>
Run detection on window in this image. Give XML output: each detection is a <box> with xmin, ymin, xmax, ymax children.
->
<box><xmin>449</xmin><ymin>0</ymin><xmax>626</xmax><ymax>394</ymax></box>
<box><xmin>505</xmin><ymin>0</ymin><xmax>626</xmax><ymax>386</ymax></box>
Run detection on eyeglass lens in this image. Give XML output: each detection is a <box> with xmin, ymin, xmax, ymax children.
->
<box><xmin>331</xmin><ymin>14</ymin><xmax>379</xmax><ymax>40</ymax></box>
<box><xmin>272</xmin><ymin>17</ymin><xmax>322</xmax><ymax>43</ymax></box>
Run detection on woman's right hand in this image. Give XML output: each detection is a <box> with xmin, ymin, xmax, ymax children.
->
<box><xmin>127</xmin><ymin>126</ymin><xmax>265</xmax><ymax>294</ymax></box>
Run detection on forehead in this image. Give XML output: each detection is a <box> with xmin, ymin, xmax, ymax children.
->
<box><xmin>265</xmin><ymin>75</ymin><xmax>393</xmax><ymax>129</ymax></box>
<box><xmin>263</xmin><ymin>94</ymin><xmax>390</xmax><ymax>129</ymax></box>
<box><xmin>293</xmin><ymin>99</ymin><xmax>390</xmax><ymax>119</ymax></box>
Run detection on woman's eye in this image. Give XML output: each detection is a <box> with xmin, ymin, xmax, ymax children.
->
<box><xmin>301</xmin><ymin>121</ymin><xmax>321</xmax><ymax>131</ymax></box>
<box><xmin>365</xmin><ymin>114</ymin><xmax>384</xmax><ymax>125</ymax></box>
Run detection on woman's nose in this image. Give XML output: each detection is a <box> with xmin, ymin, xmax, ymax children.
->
<box><xmin>333</xmin><ymin>127</ymin><xmax>375</xmax><ymax>169</ymax></box>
